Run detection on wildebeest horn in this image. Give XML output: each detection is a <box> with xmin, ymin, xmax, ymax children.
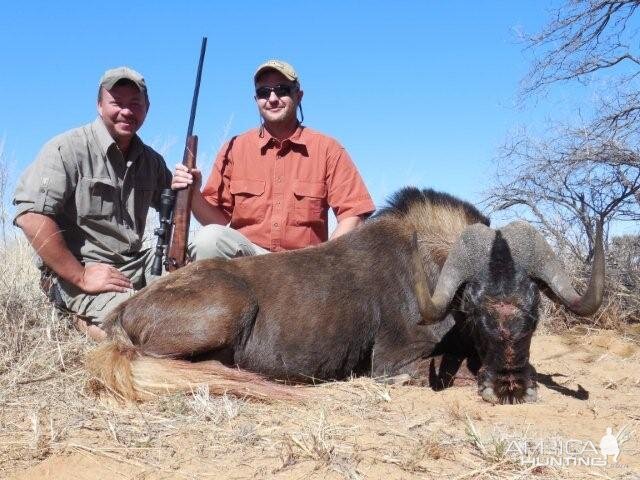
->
<box><xmin>417</xmin><ymin>220</ymin><xmax>605</xmax><ymax>324</ymax></box>
<box><xmin>418</xmin><ymin>224</ymin><xmax>494</xmax><ymax>324</ymax></box>
<box><xmin>500</xmin><ymin>220</ymin><xmax>605</xmax><ymax>316</ymax></box>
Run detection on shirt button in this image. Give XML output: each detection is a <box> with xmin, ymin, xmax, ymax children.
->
<box><xmin>274</xmin><ymin>222</ymin><xmax>279</xmax><ymax>227</ymax></box>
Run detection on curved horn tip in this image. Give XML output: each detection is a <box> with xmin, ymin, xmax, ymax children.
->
<box><xmin>568</xmin><ymin>219</ymin><xmax>606</xmax><ymax>316</ymax></box>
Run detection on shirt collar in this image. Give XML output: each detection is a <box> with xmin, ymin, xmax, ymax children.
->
<box><xmin>126</xmin><ymin>135</ymin><xmax>144</xmax><ymax>162</ymax></box>
<box><xmin>92</xmin><ymin>117</ymin><xmax>143</xmax><ymax>162</ymax></box>
<box><xmin>92</xmin><ymin>117</ymin><xmax>117</xmax><ymax>157</ymax></box>
<box><xmin>258</xmin><ymin>123</ymin><xmax>306</xmax><ymax>150</ymax></box>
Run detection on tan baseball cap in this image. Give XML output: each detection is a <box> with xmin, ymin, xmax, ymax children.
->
<box><xmin>254</xmin><ymin>59</ymin><xmax>298</xmax><ymax>83</ymax></box>
<box><xmin>99</xmin><ymin>66</ymin><xmax>147</xmax><ymax>93</ymax></box>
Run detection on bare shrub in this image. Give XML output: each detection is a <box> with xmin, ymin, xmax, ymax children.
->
<box><xmin>487</xmin><ymin>1</ymin><xmax>640</xmax><ymax>330</ymax></box>
<box><xmin>606</xmin><ymin>234</ymin><xmax>640</xmax><ymax>324</ymax></box>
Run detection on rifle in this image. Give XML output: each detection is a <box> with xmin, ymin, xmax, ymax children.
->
<box><xmin>151</xmin><ymin>37</ymin><xmax>207</xmax><ymax>275</ymax></box>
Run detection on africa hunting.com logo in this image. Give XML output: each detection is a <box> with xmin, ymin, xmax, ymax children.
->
<box><xmin>503</xmin><ymin>425</ymin><xmax>633</xmax><ymax>468</ymax></box>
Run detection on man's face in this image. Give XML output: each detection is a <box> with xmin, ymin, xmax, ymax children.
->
<box><xmin>254</xmin><ymin>71</ymin><xmax>302</xmax><ymax>126</ymax></box>
<box><xmin>97</xmin><ymin>82</ymin><xmax>148</xmax><ymax>147</ymax></box>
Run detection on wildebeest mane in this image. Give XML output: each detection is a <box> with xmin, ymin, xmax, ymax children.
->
<box><xmin>374</xmin><ymin>187</ymin><xmax>490</xmax><ymax>269</ymax></box>
<box><xmin>375</xmin><ymin>187</ymin><xmax>489</xmax><ymax>226</ymax></box>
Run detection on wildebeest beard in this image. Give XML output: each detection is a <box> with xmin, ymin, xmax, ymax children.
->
<box><xmin>460</xmin><ymin>231</ymin><xmax>540</xmax><ymax>404</ymax></box>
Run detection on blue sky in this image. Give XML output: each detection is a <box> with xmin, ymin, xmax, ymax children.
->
<box><xmin>1</xmin><ymin>1</ymin><xmax>561</xmax><ymax>219</ymax></box>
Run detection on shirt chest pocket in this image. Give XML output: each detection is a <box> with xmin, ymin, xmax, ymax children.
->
<box><xmin>229</xmin><ymin>179</ymin><xmax>266</xmax><ymax>227</ymax></box>
<box><xmin>293</xmin><ymin>180</ymin><xmax>326</xmax><ymax>222</ymax></box>
<box><xmin>76</xmin><ymin>177</ymin><xmax>118</xmax><ymax>220</ymax></box>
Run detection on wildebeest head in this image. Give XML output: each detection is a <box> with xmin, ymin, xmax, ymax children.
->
<box><xmin>420</xmin><ymin>220</ymin><xmax>605</xmax><ymax>404</ymax></box>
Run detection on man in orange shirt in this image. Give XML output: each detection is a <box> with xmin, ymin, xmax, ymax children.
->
<box><xmin>172</xmin><ymin>60</ymin><xmax>374</xmax><ymax>258</ymax></box>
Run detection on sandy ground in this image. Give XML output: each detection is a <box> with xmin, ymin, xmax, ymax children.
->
<box><xmin>4</xmin><ymin>330</ymin><xmax>640</xmax><ymax>480</ymax></box>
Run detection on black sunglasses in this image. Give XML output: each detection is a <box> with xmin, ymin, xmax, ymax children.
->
<box><xmin>255</xmin><ymin>84</ymin><xmax>297</xmax><ymax>100</ymax></box>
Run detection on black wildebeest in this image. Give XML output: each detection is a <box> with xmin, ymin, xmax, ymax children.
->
<box><xmin>88</xmin><ymin>187</ymin><xmax>604</xmax><ymax>404</ymax></box>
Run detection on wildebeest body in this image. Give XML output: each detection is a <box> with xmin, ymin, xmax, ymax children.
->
<box><xmin>89</xmin><ymin>186</ymin><xmax>603</xmax><ymax>403</ymax></box>
<box><xmin>107</xmin><ymin>219</ymin><xmax>437</xmax><ymax>383</ymax></box>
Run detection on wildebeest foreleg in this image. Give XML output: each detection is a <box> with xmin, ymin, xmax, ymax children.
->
<box><xmin>371</xmin><ymin>323</ymin><xmax>439</xmax><ymax>380</ymax></box>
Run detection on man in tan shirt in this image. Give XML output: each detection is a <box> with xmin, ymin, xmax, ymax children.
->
<box><xmin>13</xmin><ymin>67</ymin><xmax>172</xmax><ymax>340</ymax></box>
<box><xmin>172</xmin><ymin>60</ymin><xmax>375</xmax><ymax>258</ymax></box>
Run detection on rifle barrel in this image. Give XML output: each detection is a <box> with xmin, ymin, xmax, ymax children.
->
<box><xmin>186</xmin><ymin>37</ymin><xmax>207</xmax><ymax>138</ymax></box>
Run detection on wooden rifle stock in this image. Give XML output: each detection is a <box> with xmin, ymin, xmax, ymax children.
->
<box><xmin>166</xmin><ymin>135</ymin><xmax>197</xmax><ymax>271</ymax></box>
<box><xmin>161</xmin><ymin>36</ymin><xmax>206</xmax><ymax>273</ymax></box>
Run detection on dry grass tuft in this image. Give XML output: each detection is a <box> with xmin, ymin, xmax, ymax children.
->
<box><xmin>447</xmin><ymin>399</ymin><xmax>465</xmax><ymax>422</ymax></box>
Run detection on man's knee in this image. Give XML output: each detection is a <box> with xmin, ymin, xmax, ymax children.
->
<box><xmin>189</xmin><ymin>224</ymin><xmax>257</xmax><ymax>260</ymax></box>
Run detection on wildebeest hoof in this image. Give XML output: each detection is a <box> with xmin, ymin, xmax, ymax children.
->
<box><xmin>378</xmin><ymin>374</ymin><xmax>412</xmax><ymax>386</ymax></box>
<box><xmin>523</xmin><ymin>387</ymin><xmax>538</xmax><ymax>403</ymax></box>
<box><xmin>480</xmin><ymin>386</ymin><xmax>499</xmax><ymax>404</ymax></box>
